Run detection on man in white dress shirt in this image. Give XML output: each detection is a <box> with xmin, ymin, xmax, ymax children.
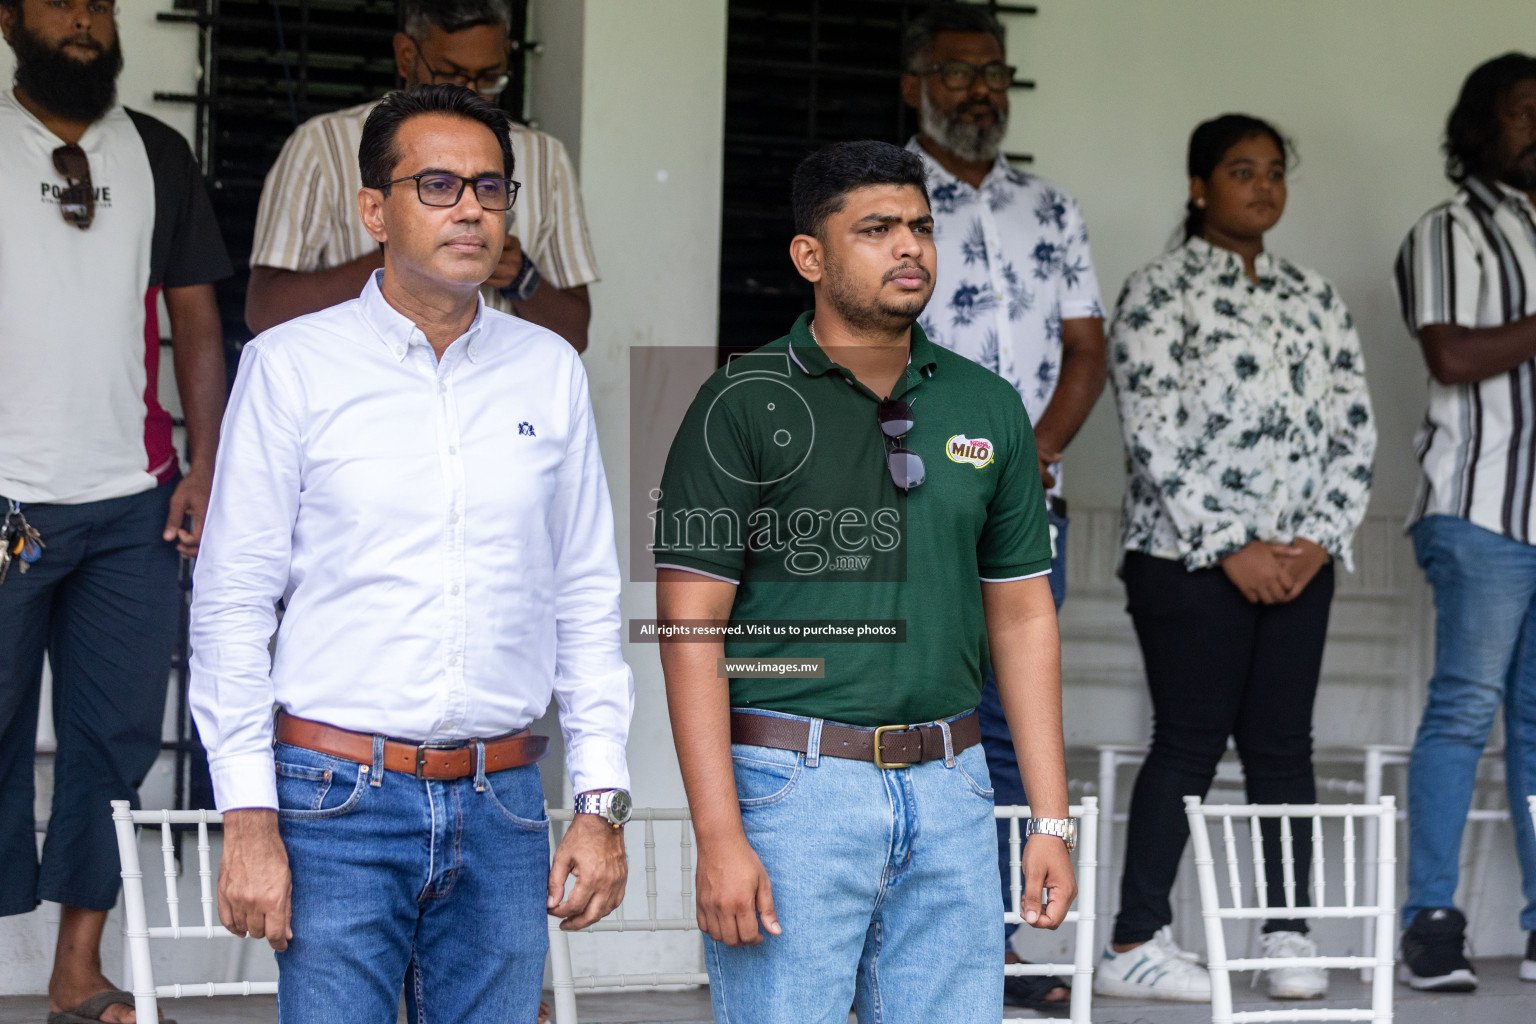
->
<box><xmin>189</xmin><ymin>85</ymin><xmax>634</xmax><ymax>1023</ymax></box>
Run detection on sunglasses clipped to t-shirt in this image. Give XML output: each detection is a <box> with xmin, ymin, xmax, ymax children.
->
<box><xmin>52</xmin><ymin>143</ymin><xmax>94</xmax><ymax>230</ymax></box>
<box><xmin>877</xmin><ymin>398</ymin><xmax>925</xmax><ymax>493</ymax></box>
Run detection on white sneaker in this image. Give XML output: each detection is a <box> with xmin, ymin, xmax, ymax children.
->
<box><xmin>1260</xmin><ymin>930</ymin><xmax>1328</xmax><ymax>1000</ymax></box>
<box><xmin>1093</xmin><ymin>927</ymin><xmax>1212</xmax><ymax>1002</ymax></box>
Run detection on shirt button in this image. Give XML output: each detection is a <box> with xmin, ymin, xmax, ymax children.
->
<box><xmin>449</xmin><ymin>445</ymin><xmax>458</xmax><ymax>455</ymax></box>
<box><xmin>469</xmin><ymin>345</ymin><xmax>478</xmax><ymax>357</ymax></box>
<box><xmin>449</xmin><ymin>512</ymin><xmax>460</xmax><ymax>524</ymax></box>
<box><xmin>447</xmin><ymin>655</ymin><xmax>459</xmax><ymax>667</ymax></box>
<box><xmin>439</xmin><ymin>383</ymin><xmax>447</xmax><ymax>394</ymax></box>
<box><xmin>451</xmin><ymin>584</ymin><xmax>461</xmax><ymax>595</ymax></box>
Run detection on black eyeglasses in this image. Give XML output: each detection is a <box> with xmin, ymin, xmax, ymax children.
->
<box><xmin>53</xmin><ymin>144</ymin><xmax>94</xmax><ymax>230</ymax></box>
<box><xmin>878</xmin><ymin>398</ymin><xmax>924</xmax><ymax>493</ymax></box>
<box><xmin>911</xmin><ymin>60</ymin><xmax>1017</xmax><ymax>91</ymax></box>
<box><xmin>415</xmin><ymin>54</ymin><xmax>511</xmax><ymax>96</ymax></box>
<box><xmin>373</xmin><ymin>173</ymin><xmax>522</xmax><ymax>211</ymax></box>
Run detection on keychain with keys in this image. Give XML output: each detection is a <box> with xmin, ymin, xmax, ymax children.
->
<box><xmin>0</xmin><ymin>500</ymin><xmax>43</xmax><ymax>585</ymax></box>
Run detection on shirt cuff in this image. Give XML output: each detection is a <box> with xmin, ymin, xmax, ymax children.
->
<box><xmin>209</xmin><ymin>751</ymin><xmax>279</xmax><ymax>812</ymax></box>
<box><xmin>566</xmin><ymin>737</ymin><xmax>630</xmax><ymax>795</ymax></box>
<box><xmin>1183</xmin><ymin>520</ymin><xmax>1250</xmax><ymax>571</ymax></box>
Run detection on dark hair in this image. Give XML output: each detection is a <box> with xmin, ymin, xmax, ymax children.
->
<box><xmin>402</xmin><ymin>0</ymin><xmax>511</xmax><ymax>38</ymax></box>
<box><xmin>359</xmin><ymin>85</ymin><xmax>514</xmax><ymax>193</ymax></box>
<box><xmin>1183</xmin><ymin>113</ymin><xmax>1292</xmax><ymax>242</ymax></box>
<box><xmin>901</xmin><ymin>2</ymin><xmax>1005</xmax><ymax>71</ymax></box>
<box><xmin>1444</xmin><ymin>52</ymin><xmax>1536</xmax><ymax>183</ymax></box>
<box><xmin>791</xmin><ymin>140</ymin><xmax>929</xmax><ymax>238</ymax></box>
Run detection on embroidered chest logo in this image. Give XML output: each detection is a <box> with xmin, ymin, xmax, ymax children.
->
<box><xmin>518</xmin><ymin>421</ymin><xmax>536</xmax><ymax>437</ymax></box>
<box><xmin>946</xmin><ymin>434</ymin><xmax>995</xmax><ymax>468</ymax></box>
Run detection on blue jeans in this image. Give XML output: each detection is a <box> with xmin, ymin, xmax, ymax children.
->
<box><xmin>707</xmin><ymin>710</ymin><xmax>1003</xmax><ymax>1024</ymax></box>
<box><xmin>272</xmin><ymin>739</ymin><xmax>550</xmax><ymax>1023</ymax></box>
<box><xmin>0</xmin><ymin>481</ymin><xmax>181</xmax><ymax>915</ymax></box>
<box><xmin>1404</xmin><ymin>515</ymin><xmax>1536</xmax><ymax>931</ymax></box>
<box><xmin>979</xmin><ymin>506</ymin><xmax>1066</xmax><ymax>939</ymax></box>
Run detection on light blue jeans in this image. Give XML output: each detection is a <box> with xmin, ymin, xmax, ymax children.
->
<box><xmin>271</xmin><ymin>739</ymin><xmax>551</xmax><ymax>1023</ymax></box>
<box><xmin>1404</xmin><ymin>515</ymin><xmax>1536</xmax><ymax>931</ymax></box>
<box><xmin>706</xmin><ymin>709</ymin><xmax>1004</xmax><ymax>1024</ymax></box>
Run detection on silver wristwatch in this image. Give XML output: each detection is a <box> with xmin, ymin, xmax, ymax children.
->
<box><xmin>574</xmin><ymin>789</ymin><xmax>632</xmax><ymax>830</ymax></box>
<box><xmin>1025</xmin><ymin>816</ymin><xmax>1077</xmax><ymax>852</ymax></box>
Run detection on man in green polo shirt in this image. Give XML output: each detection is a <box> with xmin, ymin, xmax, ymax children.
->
<box><xmin>653</xmin><ymin>140</ymin><xmax>1074</xmax><ymax>1022</ymax></box>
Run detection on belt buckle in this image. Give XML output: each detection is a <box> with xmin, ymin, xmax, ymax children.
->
<box><xmin>413</xmin><ymin>741</ymin><xmax>462</xmax><ymax>779</ymax></box>
<box><xmin>872</xmin><ymin>723</ymin><xmax>913</xmax><ymax>770</ymax></box>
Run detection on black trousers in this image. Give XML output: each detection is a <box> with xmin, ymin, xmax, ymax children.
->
<box><xmin>1111</xmin><ymin>552</ymin><xmax>1334</xmax><ymax>945</ymax></box>
<box><xmin>0</xmin><ymin>481</ymin><xmax>180</xmax><ymax>915</ymax></box>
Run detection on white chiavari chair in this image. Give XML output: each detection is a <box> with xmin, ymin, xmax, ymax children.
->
<box><xmin>1183</xmin><ymin>795</ymin><xmax>1397</xmax><ymax>1024</ymax></box>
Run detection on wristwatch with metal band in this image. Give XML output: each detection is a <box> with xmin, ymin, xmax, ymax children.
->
<box><xmin>1024</xmin><ymin>816</ymin><xmax>1077</xmax><ymax>852</ymax></box>
<box><xmin>574</xmin><ymin>788</ymin><xmax>632</xmax><ymax>830</ymax></box>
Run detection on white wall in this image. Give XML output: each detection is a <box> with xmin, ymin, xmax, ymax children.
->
<box><xmin>1011</xmin><ymin>0</ymin><xmax>1535</xmax><ymax>514</ymax></box>
<box><xmin>530</xmin><ymin>0</ymin><xmax>728</xmax><ymax>981</ymax></box>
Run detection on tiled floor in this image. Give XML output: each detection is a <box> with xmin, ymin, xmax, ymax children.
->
<box><xmin>1</xmin><ymin>961</ymin><xmax>1529</xmax><ymax>1023</ymax></box>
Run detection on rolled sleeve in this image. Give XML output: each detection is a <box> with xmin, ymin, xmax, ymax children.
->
<box><xmin>548</xmin><ymin>357</ymin><xmax>634</xmax><ymax>792</ymax></box>
<box><xmin>188</xmin><ymin>341</ymin><xmax>303</xmax><ymax>811</ymax></box>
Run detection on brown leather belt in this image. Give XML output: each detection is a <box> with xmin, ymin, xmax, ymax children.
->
<box><xmin>275</xmin><ymin>712</ymin><xmax>547</xmax><ymax>780</ymax></box>
<box><xmin>729</xmin><ymin>710</ymin><xmax>979</xmax><ymax>769</ymax></box>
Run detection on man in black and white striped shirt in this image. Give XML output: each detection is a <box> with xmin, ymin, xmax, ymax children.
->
<box><xmin>1392</xmin><ymin>52</ymin><xmax>1536</xmax><ymax>993</ymax></box>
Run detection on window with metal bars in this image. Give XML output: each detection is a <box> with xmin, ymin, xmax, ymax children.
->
<box><xmin>155</xmin><ymin>1</ymin><xmax>529</xmax><ymax>356</ymax></box>
<box><xmin>718</xmin><ymin>0</ymin><xmax>1036</xmax><ymax>352</ymax></box>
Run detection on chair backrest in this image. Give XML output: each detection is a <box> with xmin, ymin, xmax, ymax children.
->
<box><xmin>545</xmin><ymin>808</ymin><xmax>709</xmax><ymax>1024</ymax></box>
<box><xmin>998</xmin><ymin>797</ymin><xmax>1098</xmax><ymax>1024</ymax></box>
<box><xmin>1182</xmin><ymin>796</ymin><xmax>1396</xmax><ymax>1024</ymax></box>
<box><xmin>110</xmin><ymin>801</ymin><xmax>278</xmax><ymax>1024</ymax></box>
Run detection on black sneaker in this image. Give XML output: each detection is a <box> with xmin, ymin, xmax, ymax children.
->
<box><xmin>1522</xmin><ymin>931</ymin><xmax>1535</xmax><ymax>983</ymax></box>
<box><xmin>1398</xmin><ymin>907</ymin><xmax>1477</xmax><ymax>992</ymax></box>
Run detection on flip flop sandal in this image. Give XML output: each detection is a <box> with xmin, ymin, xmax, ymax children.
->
<box><xmin>1003</xmin><ymin>969</ymin><xmax>1072</xmax><ymax>1016</ymax></box>
<box><xmin>46</xmin><ymin>989</ymin><xmax>176</xmax><ymax>1024</ymax></box>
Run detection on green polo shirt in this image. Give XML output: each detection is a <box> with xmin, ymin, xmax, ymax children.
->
<box><xmin>653</xmin><ymin>312</ymin><xmax>1051</xmax><ymax>726</ymax></box>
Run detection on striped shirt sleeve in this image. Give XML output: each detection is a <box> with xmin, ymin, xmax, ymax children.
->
<box><xmin>249</xmin><ymin>118</ymin><xmax>342</xmax><ymax>273</ymax></box>
<box><xmin>529</xmin><ymin>132</ymin><xmax>600</xmax><ymax>289</ymax></box>
<box><xmin>1394</xmin><ymin>205</ymin><xmax>1484</xmax><ymax>333</ymax></box>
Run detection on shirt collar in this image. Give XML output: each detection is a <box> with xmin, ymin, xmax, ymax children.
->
<box><xmin>786</xmin><ymin>310</ymin><xmax>940</xmax><ymax>380</ymax></box>
<box><xmin>359</xmin><ymin>269</ymin><xmax>486</xmax><ymax>363</ymax></box>
<box><xmin>904</xmin><ymin>135</ymin><xmax>1011</xmax><ymax>191</ymax></box>
<box><xmin>1183</xmin><ymin>235</ymin><xmax>1276</xmax><ymax>276</ymax></box>
<box><xmin>1465</xmin><ymin>175</ymin><xmax>1536</xmax><ymax>213</ymax></box>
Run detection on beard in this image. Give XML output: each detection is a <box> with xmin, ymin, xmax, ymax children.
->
<box><xmin>1505</xmin><ymin>144</ymin><xmax>1536</xmax><ymax>191</ymax></box>
<box><xmin>9</xmin><ymin>16</ymin><xmax>123</xmax><ymax>124</ymax></box>
<box><xmin>821</xmin><ymin>251</ymin><xmax>933</xmax><ymax>334</ymax></box>
<box><xmin>919</xmin><ymin>86</ymin><xmax>1007</xmax><ymax>163</ymax></box>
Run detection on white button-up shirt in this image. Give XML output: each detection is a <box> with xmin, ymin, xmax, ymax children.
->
<box><xmin>190</xmin><ymin>272</ymin><xmax>633</xmax><ymax>811</ymax></box>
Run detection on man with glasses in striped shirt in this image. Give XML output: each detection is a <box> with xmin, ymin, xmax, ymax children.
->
<box><xmin>246</xmin><ymin>0</ymin><xmax>599</xmax><ymax>351</ymax></box>
<box><xmin>1393</xmin><ymin>51</ymin><xmax>1536</xmax><ymax>993</ymax></box>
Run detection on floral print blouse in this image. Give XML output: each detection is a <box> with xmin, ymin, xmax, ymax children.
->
<box><xmin>1108</xmin><ymin>237</ymin><xmax>1376</xmax><ymax>571</ymax></box>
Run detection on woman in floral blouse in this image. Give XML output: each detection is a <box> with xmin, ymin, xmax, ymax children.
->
<box><xmin>1095</xmin><ymin>115</ymin><xmax>1376</xmax><ymax>1005</ymax></box>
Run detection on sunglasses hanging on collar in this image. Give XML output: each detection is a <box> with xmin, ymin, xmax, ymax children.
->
<box><xmin>52</xmin><ymin>144</ymin><xmax>94</xmax><ymax>230</ymax></box>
